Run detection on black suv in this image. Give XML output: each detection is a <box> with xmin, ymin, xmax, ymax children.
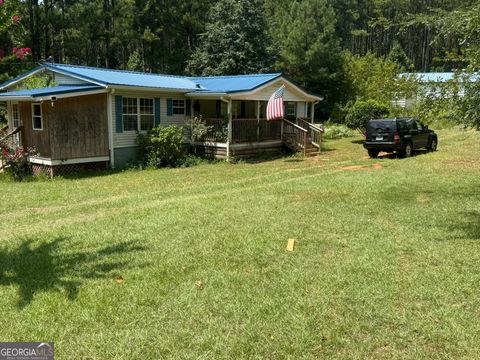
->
<box><xmin>363</xmin><ymin>118</ymin><xmax>438</xmax><ymax>158</ymax></box>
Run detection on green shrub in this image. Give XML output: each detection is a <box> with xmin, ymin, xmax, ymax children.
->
<box><xmin>137</xmin><ymin>125</ymin><xmax>187</xmax><ymax>168</ymax></box>
<box><xmin>323</xmin><ymin>123</ymin><xmax>356</xmax><ymax>139</ymax></box>
<box><xmin>344</xmin><ymin>99</ymin><xmax>390</xmax><ymax>134</ymax></box>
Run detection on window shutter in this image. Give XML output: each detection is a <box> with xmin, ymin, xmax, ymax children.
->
<box><xmin>167</xmin><ymin>98</ymin><xmax>173</xmax><ymax>116</ymax></box>
<box><xmin>185</xmin><ymin>99</ymin><xmax>191</xmax><ymax>116</ymax></box>
<box><xmin>154</xmin><ymin>98</ymin><xmax>161</xmax><ymax>126</ymax></box>
<box><xmin>115</xmin><ymin>95</ymin><xmax>123</xmax><ymax>133</ymax></box>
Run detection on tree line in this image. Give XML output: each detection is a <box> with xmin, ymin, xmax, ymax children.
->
<box><xmin>1</xmin><ymin>0</ymin><xmax>479</xmax><ymax>122</ymax></box>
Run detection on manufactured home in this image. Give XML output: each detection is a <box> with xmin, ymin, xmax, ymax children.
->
<box><xmin>0</xmin><ymin>63</ymin><xmax>323</xmax><ymax>175</ymax></box>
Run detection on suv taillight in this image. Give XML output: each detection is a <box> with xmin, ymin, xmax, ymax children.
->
<box><xmin>394</xmin><ymin>131</ymin><xmax>400</xmax><ymax>143</ymax></box>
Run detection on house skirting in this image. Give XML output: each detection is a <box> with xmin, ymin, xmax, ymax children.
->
<box><xmin>29</xmin><ymin>156</ymin><xmax>110</xmax><ymax>177</ymax></box>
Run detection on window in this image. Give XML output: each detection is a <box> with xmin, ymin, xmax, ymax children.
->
<box><xmin>122</xmin><ymin>97</ymin><xmax>138</xmax><ymax>131</ymax></box>
<box><xmin>32</xmin><ymin>103</ymin><xmax>42</xmax><ymax>130</ymax></box>
<box><xmin>285</xmin><ymin>102</ymin><xmax>296</xmax><ymax>117</ymax></box>
<box><xmin>172</xmin><ymin>99</ymin><xmax>185</xmax><ymax>115</ymax></box>
<box><xmin>139</xmin><ymin>98</ymin><xmax>154</xmax><ymax>131</ymax></box>
<box><xmin>122</xmin><ymin>97</ymin><xmax>155</xmax><ymax>131</ymax></box>
<box><xmin>12</xmin><ymin>103</ymin><xmax>19</xmax><ymax>128</ymax></box>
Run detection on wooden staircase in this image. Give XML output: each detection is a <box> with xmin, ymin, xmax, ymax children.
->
<box><xmin>281</xmin><ymin>118</ymin><xmax>323</xmax><ymax>156</ymax></box>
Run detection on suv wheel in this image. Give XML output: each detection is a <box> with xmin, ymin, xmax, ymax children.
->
<box><xmin>402</xmin><ymin>142</ymin><xmax>413</xmax><ymax>158</ymax></box>
<box><xmin>428</xmin><ymin>138</ymin><xmax>437</xmax><ymax>152</ymax></box>
<box><xmin>368</xmin><ymin>149</ymin><xmax>379</xmax><ymax>158</ymax></box>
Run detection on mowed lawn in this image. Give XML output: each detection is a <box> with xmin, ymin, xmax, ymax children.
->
<box><xmin>1</xmin><ymin>129</ymin><xmax>479</xmax><ymax>359</ymax></box>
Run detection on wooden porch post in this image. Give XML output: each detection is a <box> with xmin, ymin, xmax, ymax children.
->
<box><xmin>310</xmin><ymin>102</ymin><xmax>315</xmax><ymax>123</ymax></box>
<box><xmin>256</xmin><ymin>101</ymin><xmax>260</xmax><ymax>141</ymax></box>
<box><xmin>227</xmin><ymin>99</ymin><xmax>232</xmax><ymax>160</ymax></box>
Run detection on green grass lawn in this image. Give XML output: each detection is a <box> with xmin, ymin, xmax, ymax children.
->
<box><xmin>1</xmin><ymin>129</ymin><xmax>479</xmax><ymax>359</ymax></box>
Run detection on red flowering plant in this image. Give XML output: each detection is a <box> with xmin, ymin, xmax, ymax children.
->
<box><xmin>0</xmin><ymin>0</ymin><xmax>31</xmax><ymax>82</ymax></box>
<box><xmin>0</xmin><ymin>130</ymin><xmax>37</xmax><ymax>180</ymax></box>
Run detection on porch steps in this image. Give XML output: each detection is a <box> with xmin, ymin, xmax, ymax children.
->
<box><xmin>283</xmin><ymin>138</ymin><xmax>319</xmax><ymax>156</ymax></box>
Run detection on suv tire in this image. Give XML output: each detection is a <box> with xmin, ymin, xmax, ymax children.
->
<box><xmin>401</xmin><ymin>142</ymin><xmax>413</xmax><ymax>158</ymax></box>
<box><xmin>428</xmin><ymin>138</ymin><xmax>437</xmax><ymax>152</ymax></box>
<box><xmin>368</xmin><ymin>149</ymin><xmax>379</xmax><ymax>158</ymax></box>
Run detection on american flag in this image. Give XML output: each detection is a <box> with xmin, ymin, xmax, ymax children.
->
<box><xmin>266</xmin><ymin>85</ymin><xmax>285</xmax><ymax>121</ymax></box>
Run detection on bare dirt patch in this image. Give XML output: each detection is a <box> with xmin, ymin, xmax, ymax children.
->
<box><xmin>337</xmin><ymin>163</ymin><xmax>383</xmax><ymax>171</ymax></box>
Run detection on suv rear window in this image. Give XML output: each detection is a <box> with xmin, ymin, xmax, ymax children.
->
<box><xmin>367</xmin><ymin>120</ymin><xmax>396</xmax><ymax>133</ymax></box>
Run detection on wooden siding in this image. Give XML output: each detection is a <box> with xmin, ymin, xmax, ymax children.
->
<box><xmin>48</xmin><ymin>94</ymin><xmax>109</xmax><ymax>160</ymax></box>
<box><xmin>19</xmin><ymin>94</ymin><xmax>108</xmax><ymax>160</ymax></box>
<box><xmin>20</xmin><ymin>102</ymin><xmax>52</xmax><ymax>157</ymax></box>
<box><xmin>111</xmin><ymin>91</ymin><xmax>188</xmax><ymax>148</ymax></box>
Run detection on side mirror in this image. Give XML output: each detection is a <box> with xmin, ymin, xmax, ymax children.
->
<box><xmin>424</xmin><ymin>125</ymin><xmax>428</xmax><ymax>130</ymax></box>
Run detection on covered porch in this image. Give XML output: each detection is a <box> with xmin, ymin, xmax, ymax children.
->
<box><xmin>188</xmin><ymin>97</ymin><xmax>322</xmax><ymax>159</ymax></box>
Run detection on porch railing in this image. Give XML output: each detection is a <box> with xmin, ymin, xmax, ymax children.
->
<box><xmin>199</xmin><ymin>117</ymin><xmax>323</xmax><ymax>155</ymax></box>
<box><xmin>296</xmin><ymin>118</ymin><xmax>324</xmax><ymax>149</ymax></box>
<box><xmin>203</xmin><ymin>118</ymin><xmax>281</xmax><ymax>143</ymax></box>
<box><xmin>282</xmin><ymin>118</ymin><xmax>324</xmax><ymax>155</ymax></box>
<box><xmin>282</xmin><ymin>119</ymin><xmax>309</xmax><ymax>155</ymax></box>
<box><xmin>203</xmin><ymin>118</ymin><xmax>226</xmax><ymax>142</ymax></box>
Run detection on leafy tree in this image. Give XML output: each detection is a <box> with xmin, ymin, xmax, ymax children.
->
<box><xmin>186</xmin><ymin>0</ymin><xmax>272</xmax><ymax>75</ymax></box>
<box><xmin>387</xmin><ymin>41</ymin><xmax>414</xmax><ymax>71</ymax></box>
<box><xmin>344</xmin><ymin>99</ymin><xmax>390</xmax><ymax>134</ymax></box>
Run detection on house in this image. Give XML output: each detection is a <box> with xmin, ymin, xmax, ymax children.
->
<box><xmin>392</xmin><ymin>72</ymin><xmax>477</xmax><ymax>108</ymax></box>
<box><xmin>0</xmin><ymin>63</ymin><xmax>323</xmax><ymax>175</ymax></box>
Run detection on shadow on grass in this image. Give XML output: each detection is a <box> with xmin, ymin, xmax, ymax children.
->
<box><xmin>60</xmin><ymin>168</ymin><xmax>124</xmax><ymax>180</ymax></box>
<box><xmin>447</xmin><ymin>211</ymin><xmax>480</xmax><ymax>241</ymax></box>
<box><xmin>0</xmin><ymin>237</ymin><xmax>145</xmax><ymax>308</ymax></box>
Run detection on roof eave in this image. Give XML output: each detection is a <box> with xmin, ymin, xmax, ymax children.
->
<box><xmin>109</xmin><ymin>85</ymin><xmax>199</xmax><ymax>93</ymax></box>
<box><xmin>44</xmin><ymin>63</ymin><xmax>108</xmax><ymax>87</ymax></box>
<box><xmin>0</xmin><ymin>66</ymin><xmax>46</xmax><ymax>90</ymax></box>
<box><xmin>185</xmin><ymin>92</ymin><xmax>228</xmax><ymax>98</ymax></box>
<box><xmin>0</xmin><ymin>96</ymin><xmax>32</xmax><ymax>101</ymax></box>
<box><xmin>0</xmin><ymin>88</ymin><xmax>107</xmax><ymax>102</ymax></box>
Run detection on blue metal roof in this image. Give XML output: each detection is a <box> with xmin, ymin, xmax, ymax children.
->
<box><xmin>44</xmin><ymin>63</ymin><xmax>201</xmax><ymax>91</ymax></box>
<box><xmin>188</xmin><ymin>73</ymin><xmax>282</xmax><ymax>93</ymax></box>
<box><xmin>400</xmin><ymin>72</ymin><xmax>455</xmax><ymax>82</ymax></box>
<box><xmin>0</xmin><ymin>64</ymin><xmax>305</xmax><ymax>96</ymax></box>
<box><xmin>0</xmin><ymin>85</ymin><xmax>102</xmax><ymax>98</ymax></box>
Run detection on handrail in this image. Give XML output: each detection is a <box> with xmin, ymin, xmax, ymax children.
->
<box><xmin>282</xmin><ymin>118</ymin><xmax>308</xmax><ymax>133</ymax></box>
<box><xmin>296</xmin><ymin>118</ymin><xmax>324</xmax><ymax>132</ymax></box>
<box><xmin>0</xmin><ymin>126</ymin><xmax>22</xmax><ymax>143</ymax></box>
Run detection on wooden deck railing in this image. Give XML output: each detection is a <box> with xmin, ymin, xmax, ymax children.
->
<box><xmin>282</xmin><ymin>119</ymin><xmax>309</xmax><ymax>155</ymax></box>
<box><xmin>199</xmin><ymin>117</ymin><xmax>323</xmax><ymax>155</ymax></box>
<box><xmin>203</xmin><ymin>118</ymin><xmax>281</xmax><ymax>143</ymax></box>
<box><xmin>0</xmin><ymin>126</ymin><xmax>22</xmax><ymax>143</ymax></box>
<box><xmin>203</xmin><ymin>118</ymin><xmax>226</xmax><ymax>142</ymax></box>
<box><xmin>296</xmin><ymin>118</ymin><xmax>323</xmax><ymax>149</ymax></box>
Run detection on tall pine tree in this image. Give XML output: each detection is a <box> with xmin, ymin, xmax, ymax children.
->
<box><xmin>266</xmin><ymin>0</ymin><xmax>347</xmax><ymax>117</ymax></box>
<box><xmin>185</xmin><ymin>0</ymin><xmax>272</xmax><ymax>76</ymax></box>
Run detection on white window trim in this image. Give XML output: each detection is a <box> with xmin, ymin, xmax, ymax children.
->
<box><xmin>11</xmin><ymin>102</ymin><xmax>20</xmax><ymax>128</ymax></box>
<box><xmin>122</xmin><ymin>97</ymin><xmax>155</xmax><ymax>132</ymax></box>
<box><xmin>172</xmin><ymin>99</ymin><xmax>185</xmax><ymax>115</ymax></box>
<box><xmin>32</xmin><ymin>103</ymin><xmax>43</xmax><ymax>131</ymax></box>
